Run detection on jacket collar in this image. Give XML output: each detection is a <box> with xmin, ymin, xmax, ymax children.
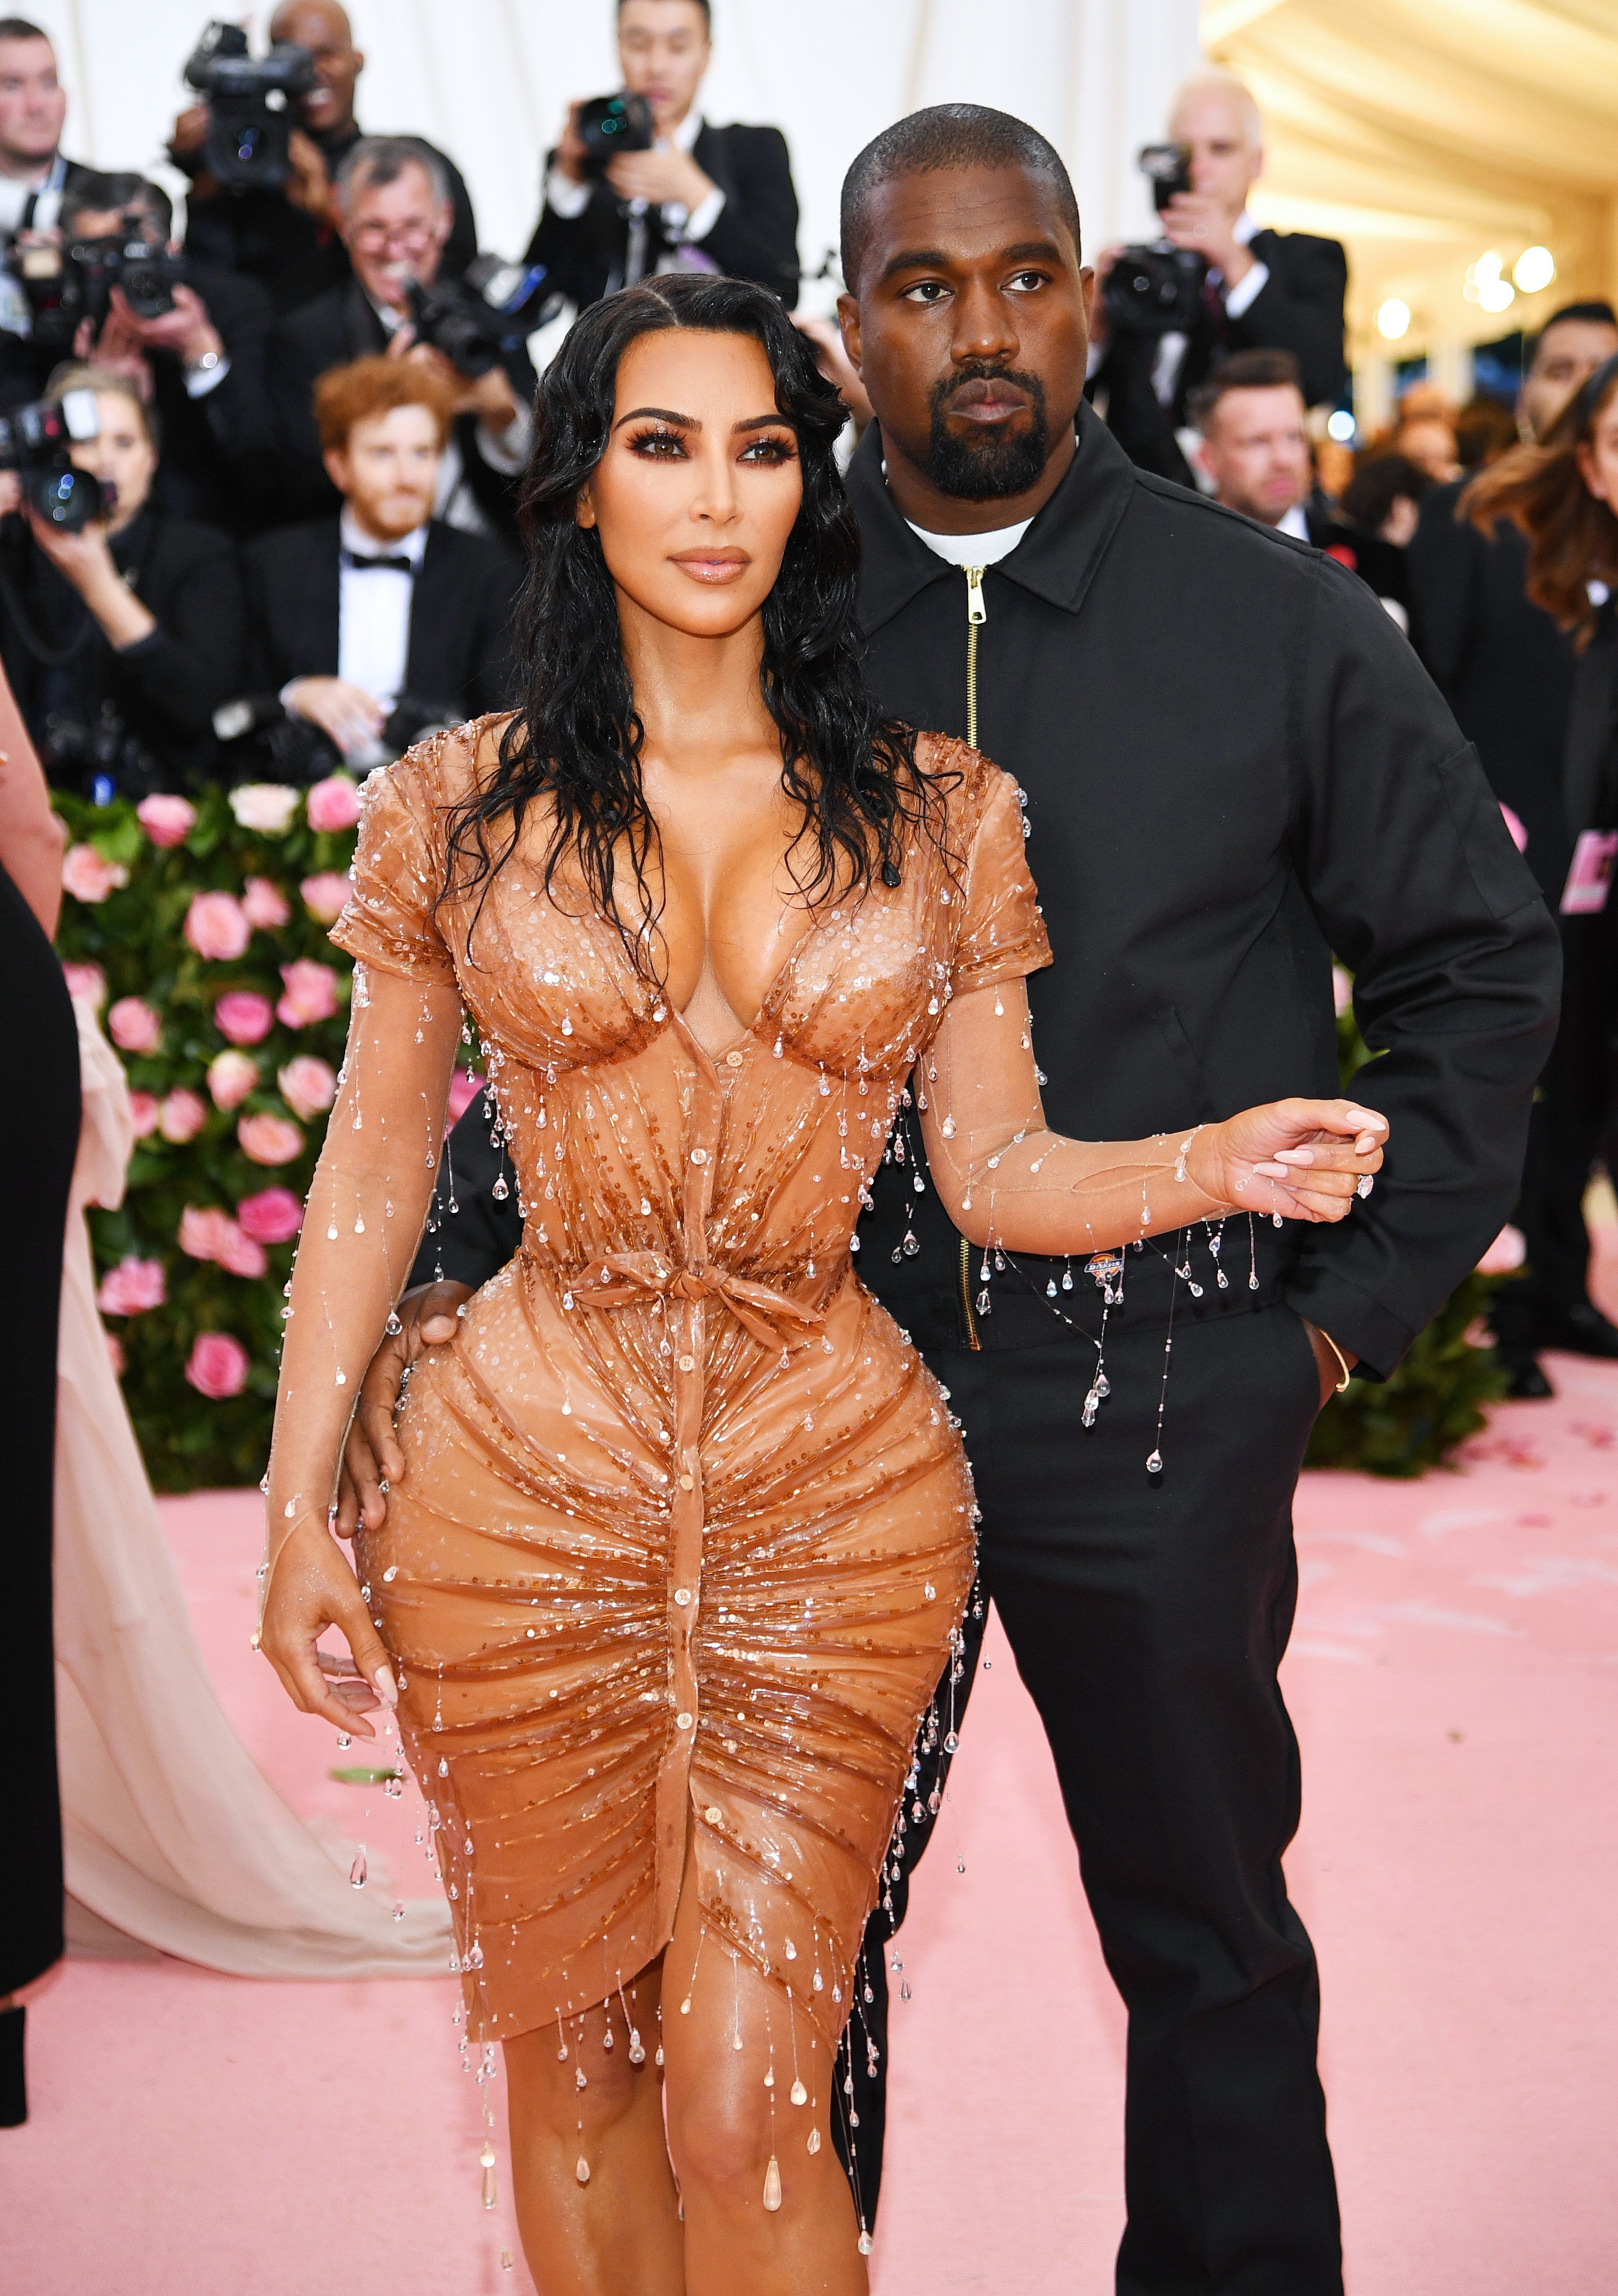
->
<box><xmin>848</xmin><ymin>398</ymin><xmax>1138</xmax><ymax>635</ymax></box>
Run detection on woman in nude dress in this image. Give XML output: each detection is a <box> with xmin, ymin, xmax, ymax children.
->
<box><xmin>258</xmin><ymin>274</ymin><xmax>1385</xmax><ymax>2294</ymax></box>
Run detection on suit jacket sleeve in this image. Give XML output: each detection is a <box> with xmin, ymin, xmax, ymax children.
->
<box><xmin>195</xmin><ymin>271</ymin><xmax>278</xmax><ymax>464</ymax></box>
<box><xmin>697</xmin><ymin>126</ymin><xmax>800</xmax><ymax>307</ymax></box>
<box><xmin>108</xmin><ymin>526</ymin><xmax>245</xmax><ymax>738</ymax></box>
<box><xmin>524</xmin><ymin>169</ymin><xmax>609</xmax><ymax>308</ymax></box>
<box><xmin>1227</xmin><ymin>234</ymin><xmax>1347</xmax><ymax>409</ymax></box>
<box><xmin>1406</xmin><ymin>482</ymin><xmax>1481</xmax><ymax>698</ymax></box>
<box><xmin>409</xmin><ymin>1086</ymin><xmax>524</xmax><ymax>1288</ymax></box>
<box><xmin>1281</xmin><ymin>556</ymin><xmax>1561</xmax><ymax>1373</ymax></box>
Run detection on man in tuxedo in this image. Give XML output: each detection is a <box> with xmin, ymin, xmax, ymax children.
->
<box><xmin>0</xmin><ymin>17</ymin><xmax>97</xmax><ymax>411</ymax></box>
<box><xmin>1411</xmin><ymin>299</ymin><xmax>1618</xmax><ymax>1392</ymax></box>
<box><xmin>333</xmin><ymin>108</ymin><xmax>1558</xmax><ymax>2289</ymax></box>
<box><xmin>270</xmin><ymin>138</ymin><xmax>534</xmax><ymax>546</ymax></box>
<box><xmin>172</xmin><ymin>0</ymin><xmax>476</xmax><ymax>317</ymax></box>
<box><xmin>240</xmin><ymin>355</ymin><xmax>518</xmax><ymax>778</ymax></box>
<box><xmin>528</xmin><ymin>0</ymin><xmax>798</xmax><ymax>310</ymax></box>
<box><xmin>1090</xmin><ymin>69</ymin><xmax>1346</xmax><ymax>493</ymax></box>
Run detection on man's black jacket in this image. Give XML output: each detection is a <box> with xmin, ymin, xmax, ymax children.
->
<box><xmin>525</xmin><ymin>122</ymin><xmax>799</xmax><ymax>310</ymax></box>
<box><xmin>1093</xmin><ymin>227</ymin><xmax>1347</xmax><ymax>490</ymax></box>
<box><xmin>239</xmin><ymin>516</ymin><xmax>519</xmax><ymax>718</ymax></box>
<box><xmin>414</xmin><ymin>407</ymin><xmax>1559</xmax><ymax>1381</ymax></box>
<box><xmin>269</xmin><ymin>278</ymin><xmax>536</xmax><ymax>545</ymax></box>
<box><xmin>146</xmin><ymin>260</ymin><xmax>279</xmax><ymax>537</ymax></box>
<box><xmin>1408</xmin><ymin>478</ymin><xmax>1577</xmax><ymax>905</ymax></box>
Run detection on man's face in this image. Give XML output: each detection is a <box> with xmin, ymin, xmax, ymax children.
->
<box><xmin>341</xmin><ymin>165</ymin><xmax>451</xmax><ymax>309</ymax></box>
<box><xmin>1521</xmin><ymin>317</ymin><xmax>1618</xmax><ymax>442</ymax></box>
<box><xmin>1197</xmin><ymin>384</ymin><xmax>1310</xmax><ymax>525</ymax></box>
<box><xmin>618</xmin><ymin>0</ymin><xmax>710</xmax><ymax>136</ymax></box>
<box><xmin>327</xmin><ymin>402</ymin><xmax>441</xmax><ymax>538</ymax></box>
<box><xmin>840</xmin><ymin>165</ymin><xmax>1090</xmax><ymax>504</ymax></box>
<box><xmin>272</xmin><ymin>0</ymin><xmax>364</xmax><ymax>136</ymax></box>
<box><xmin>1167</xmin><ymin>84</ymin><xmax>1261</xmax><ymax>222</ymax></box>
<box><xmin>0</xmin><ymin>36</ymin><xmax>65</xmax><ymax>167</ymax></box>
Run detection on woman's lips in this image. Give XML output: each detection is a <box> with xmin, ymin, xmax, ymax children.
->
<box><xmin>947</xmin><ymin>378</ymin><xmax>1031</xmax><ymax>425</ymax></box>
<box><xmin>670</xmin><ymin>551</ymin><xmax>750</xmax><ymax>584</ymax></box>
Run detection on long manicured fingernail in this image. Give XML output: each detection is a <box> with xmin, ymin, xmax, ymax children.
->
<box><xmin>1275</xmin><ymin>1148</ymin><xmax>1314</xmax><ymax>1165</ymax></box>
<box><xmin>371</xmin><ymin>1663</ymin><xmax>399</xmax><ymax>1708</ymax></box>
<box><xmin>1347</xmin><ymin>1110</ymin><xmax>1384</xmax><ymax>1129</ymax></box>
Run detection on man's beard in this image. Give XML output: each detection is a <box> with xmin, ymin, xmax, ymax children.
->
<box><xmin>925</xmin><ymin>363</ymin><xmax>1051</xmax><ymax>500</ymax></box>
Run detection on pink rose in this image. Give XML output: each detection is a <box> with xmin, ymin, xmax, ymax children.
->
<box><xmin>136</xmin><ymin>793</ymin><xmax>196</xmax><ymax>848</ymax></box>
<box><xmin>1478</xmin><ymin>1224</ymin><xmax>1527</xmax><ymax>1278</ymax></box>
<box><xmin>447</xmin><ymin>1067</ymin><xmax>482</xmax><ymax>1124</ymax></box>
<box><xmin>229</xmin><ymin>783</ymin><xmax>300</xmax><ymax>835</ymax></box>
<box><xmin>278</xmin><ymin>1054</ymin><xmax>338</xmax><ymax>1120</ymax></box>
<box><xmin>185</xmin><ymin>889</ymin><xmax>251</xmax><ymax>962</ymax></box>
<box><xmin>214</xmin><ymin>990</ymin><xmax>274</xmax><ymax>1046</ymax></box>
<box><xmin>129</xmin><ymin>1091</ymin><xmax>160</xmax><ymax>1138</ymax></box>
<box><xmin>97</xmin><ymin>1256</ymin><xmax>166</xmax><ymax>1316</ymax></box>
<box><xmin>179</xmin><ymin>1204</ymin><xmax>237</xmax><ymax>1261</ymax></box>
<box><xmin>184</xmin><ymin>1331</ymin><xmax>249</xmax><ymax>1400</ymax></box>
<box><xmin>108</xmin><ymin>996</ymin><xmax>162</xmax><ymax>1055</ymax></box>
<box><xmin>63</xmin><ymin>960</ymin><xmax>106</xmax><ymax>1009</ymax></box>
<box><xmin>237</xmin><ymin>1186</ymin><xmax>303</xmax><ymax>1244</ymax></box>
<box><xmin>277</xmin><ymin>958</ymin><xmax>340</xmax><ymax>1029</ymax></box>
<box><xmin>62</xmin><ymin>843</ymin><xmax>129</xmax><ymax>905</ymax></box>
<box><xmin>159</xmin><ymin>1088</ymin><xmax>208</xmax><ymax>1144</ymax></box>
<box><xmin>238</xmin><ymin>1111</ymin><xmax>304</xmax><ymax>1166</ymax></box>
<box><xmin>242</xmin><ymin>876</ymin><xmax>291</xmax><ymax>930</ymax></box>
<box><xmin>207</xmin><ymin>1048</ymin><xmax>259</xmax><ymax>1110</ymax></box>
<box><xmin>217</xmin><ymin>1225</ymin><xmax>268</xmax><ymax>1279</ymax></box>
<box><xmin>306</xmin><ymin>774</ymin><xmax>363</xmax><ymax>832</ymax></box>
<box><xmin>104</xmin><ymin>1329</ymin><xmax>125</xmax><ymax>1378</ymax></box>
<box><xmin>300</xmin><ymin>870</ymin><xmax>351</xmax><ymax>925</ymax></box>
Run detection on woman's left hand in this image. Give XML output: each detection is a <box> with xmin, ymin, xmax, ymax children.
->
<box><xmin>1190</xmin><ymin>1098</ymin><xmax>1387</xmax><ymax>1223</ymax></box>
<box><xmin>25</xmin><ymin>504</ymin><xmax>116</xmax><ymax>596</ymax></box>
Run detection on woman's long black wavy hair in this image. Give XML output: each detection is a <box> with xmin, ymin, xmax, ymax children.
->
<box><xmin>444</xmin><ymin>271</ymin><xmax>942</xmax><ymax>966</ymax></box>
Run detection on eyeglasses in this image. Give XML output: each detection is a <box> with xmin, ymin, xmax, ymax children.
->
<box><xmin>348</xmin><ymin>218</ymin><xmax>440</xmax><ymax>253</ymax></box>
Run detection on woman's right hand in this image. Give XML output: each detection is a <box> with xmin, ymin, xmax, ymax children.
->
<box><xmin>257</xmin><ymin>1514</ymin><xmax>399</xmax><ymax>1738</ymax></box>
<box><xmin>1188</xmin><ymin>1098</ymin><xmax>1387</xmax><ymax>1223</ymax></box>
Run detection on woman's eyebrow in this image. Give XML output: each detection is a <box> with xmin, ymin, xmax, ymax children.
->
<box><xmin>612</xmin><ymin>405</ymin><xmax>698</xmax><ymax>432</ymax></box>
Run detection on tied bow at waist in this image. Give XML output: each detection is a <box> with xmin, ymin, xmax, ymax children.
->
<box><xmin>569</xmin><ymin>1251</ymin><xmax>825</xmax><ymax>1350</ymax></box>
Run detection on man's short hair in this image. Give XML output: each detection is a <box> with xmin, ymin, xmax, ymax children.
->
<box><xmin>63</xmin><ymin>171</ymin><xmax>172</xmax><ymax>241</ymax></box>
<box><xmin>840</xmin><ymin>104</ymin><xmax>1081</xmax><ymax>292</ymax></box>
<box><xmin>0</xmin><ymin>17</ymin><xmax>50</xmax><ymax>41</ymax></box>
<box><xmin>618</xmin><ymin>0</ymin><xmax>711</xmax><ymax>18</ymax></box>
<box><xmin>1169</xmin><ymin>69</ymin><xmax>1263</xmax><ymax>144</ymax></box>
<box><xmin>314</xmin><ymin>353</ymin><xmax>458</xmax><ymax>455</ymax></box>
<box><xmin>334</xmin><ymin>135</ymin><xmax>449</xmax><ymax>215</ymax></box>
<box><xmin>1534</xmin><ymin>300</ymin><xmax>1618</xmax><ymax>351</ymax></box>
<box><xmin>1188</xmin><ymin>347</ymin><xmax>1303</xmax><ymax>432</ymax></box>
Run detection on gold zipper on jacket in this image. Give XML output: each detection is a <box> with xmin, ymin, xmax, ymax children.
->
<box><xmin>958</xmin><ymin>1234</ymin><xmax>981</xmax><ymax>1349</ymax></box>
<box><xmin>963</xmin><ymin>565</ymin><xmax>986</xmax><ymax>749</ymax></box>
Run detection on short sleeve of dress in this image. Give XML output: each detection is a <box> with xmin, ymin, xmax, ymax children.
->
<box><xmin>328</xmin><ymin>746</ymin><xmax>457</xmax><ymax>985</ymax></box>
<box><xmin>950</xmin><ymin>764</ymin><xmax>1053</xmax><ymax>996</ymax></box>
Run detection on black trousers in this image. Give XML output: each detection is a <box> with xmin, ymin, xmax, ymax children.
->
<box><xmin>840</xmin><ymin>1301</ymin><xmax>1342</xmax><ymax>2295</ymax></box>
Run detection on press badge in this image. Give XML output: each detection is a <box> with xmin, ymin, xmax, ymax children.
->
<box><xmin>1561</xmin><ymin>831</ymin><xmax>1618</xmax><ymax>915</ymax></box>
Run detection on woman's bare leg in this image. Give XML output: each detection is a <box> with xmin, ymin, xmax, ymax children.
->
<box><xmin>662</xmin><ymin>1844</ymin><xmax>868</xmax><ymax>2296</ymax></box>
<box><xmin>503</xmin><ymin>1960</ymin><xmax>683</xmax><ymax>2295</ymax></box>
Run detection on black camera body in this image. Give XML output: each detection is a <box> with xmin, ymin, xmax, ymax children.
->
<box><xmin>1100</xmin><ymin>141</ymin><xmax>1208</xmax><ymax>338</ymax></box>
<box><xmin>15</xmin><ymin>233</ymin><xmax>183</xmax><ymax>349</ymax></box>
<box><xmin>404</xmin><ymin>254</ymin><xmax>556</xmax><ymax>379</ymax></box>
<box><xmin>184</xmin><ymin>21</ymin><xmax>318</xmax><ymax>191</ymax></box>
<box><xmin>0</xmin><ymin>389</ymin><xmax>109</xmax><ymax>533</ymax></box>
<box><xmin>576</xmin><ymin>92</ymin><xmax>655</xmax><ymax>176</ymax></box>
<box><xmin>214</xmin><ymin>691</ymin><xmax>465</xmax><ymax>784</ymax></box>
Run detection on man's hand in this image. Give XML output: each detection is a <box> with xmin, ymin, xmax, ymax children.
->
<box><xmin>553</xmin><ymin>101</ymin><xmax>591</xmax><ymax>187</ymax></box>
<box><xmin>169</xmin><ymin>103</ymin><xmax>209</xmax><ymax>160</ymax></box>
<box><xmin>285</xmin><ymin>128</ymin><xmax>335</xmax><ymax>222</ymax></box>
<box><xmin>1302</xmin><ymin>1320</ymin><xmax>1357</xmax><ymax>1409</ymax></box>
<box><xmin>1160</xmin><ymin>193</ymin><xmax>1252</xmax><ymax>288</ymax></box>
<box><xmin>284</xmin><ymin>676</ymin><xmax>387</xmax><ymax>756</ymax></box>
<box><xmin>335</xmin><ymin>1279</ymin><xmax>473</xmax><ymax>1538</ymax></box>
<box><xmin>606</xmin><ymin>145</ymin><xmax>715</xmax><ymax>214</ymax></box>
<box><xmin>401</xmin><ymin>338</ymin><xmax>521</xmax><ymax>433</ymax></box>
<box><xmin>103</xmin><ymin>282</ymin><xmax>225</xmax><ymax>370</ymax></box>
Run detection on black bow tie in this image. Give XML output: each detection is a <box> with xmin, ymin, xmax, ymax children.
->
<box><xmin>343</xmin><ymin>549</ymin><xmax>416</xmax><ymax>573</ymax></box>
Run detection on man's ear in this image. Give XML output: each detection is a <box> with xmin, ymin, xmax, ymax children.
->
<box><xmin>836</xmin><ymin>291</ymin><xmax>862</xmax><ymax>375</ymax></box>
<box><xmin>323</xmin><ymin>444</ymin><xmax>351</xmax><ymax>496</ymax></box>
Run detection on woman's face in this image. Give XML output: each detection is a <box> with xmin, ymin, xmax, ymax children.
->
<box><xmin>1576</xmin><ymin>391</ymin><xmax>1618</xmax><ymax>515</ymax></box>
<box><xmin>579</xmin><ymin>327</ymin><xmax>804</xmax><ymax>643</ymax></box>
<box><xmin>70</xmin><ymin>390</ymin><xmax>157</xmax><ymax>529</ymax></box>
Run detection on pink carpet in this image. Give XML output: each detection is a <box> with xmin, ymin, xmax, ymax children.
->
<box><xmin>7</xmin><ymin>1359</ymin><xmax>1618</xmax><ymax>2293</ymax></box>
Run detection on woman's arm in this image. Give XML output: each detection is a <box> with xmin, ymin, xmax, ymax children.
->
<box><xmin>257</xmin><ymin>961</ymin><xmax>462</xmax><ymax>1736</ymax></box>
<box><xmin>27</xmin><ymin>512</ymin><xmax>158</xmax><ymax>652</ymax></box>
<box><xmin>919</xmin><ymin>975</ymin><xmax>1384</xmax><ymax>1254</ymax></box>
<box><xmin>0</xmin><ymin>655</ymin><xmax>65</xmax><ymax>936</ymax></box>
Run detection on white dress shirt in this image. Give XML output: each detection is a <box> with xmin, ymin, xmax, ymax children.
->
<box><xmin>336</xmin><ymin>507</ymin><xmax>426</xmax><ymax>713</ymax></box>
<box><xmin>543</xmin><ymin>107</ymin><xmax>726</xmax><ymax>291</ymax></box>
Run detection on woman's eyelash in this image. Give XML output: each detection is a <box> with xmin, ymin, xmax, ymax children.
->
<box><xmin>623</xmin><ymin>428</ymin><xmax>797</xmax><ymax>462</ymax></box>
<box><xmin>627</xmin><ymin>426</ymin><xmax>686</xmax><ymax>456</ymax></box>
<box><xmin>740</xmin><ymin>435</ymin><xmax>796</xmax><ymax>463</ymax></box>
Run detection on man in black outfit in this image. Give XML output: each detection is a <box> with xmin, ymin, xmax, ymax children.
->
<box><xmin>1410</xmin><ymin>300</ymin><xmax>1618</xmax><ymax>1392</ymax></box>
<box><xmin>1090</xmin><ymin>70</ymin><xmax>1346</xmax><ymax>494</ymax></box>
<box><xmin>240</xmin><ymin>355</ymin><xmax>518</xmax><ymax>783</ymax></box>
<box><xmin>0</xmin><ymin>18</ymin><xmax>100</xmax><ymax>412</ymax></box>
<box><xmin>528</xmin><ymin>0</ymin><xmax>798</xmax><ymax>311</ymax></box>
<box><xmin>172</xmin><ymin>0</ymin><xmax>476</xmax><ymax>317</ymax></box>
<box><xmin>338</xmin><ymin>111</ymin><xmax>1558</xmax><ymax>2293</ymax></box>
<box><xmin>270</xmin><ymin>139</ymin><xmax>534</xmax><ymax>546</ymax></box>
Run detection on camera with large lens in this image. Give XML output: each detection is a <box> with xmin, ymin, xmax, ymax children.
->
<box><xmin>0</xmin><ymin>389</ymin><xmax>109</xmax><ymax>533</ymax></box>
<box><xmin>183</xmin><ymin>20</ymin><xmax>318</xmax><ymax>191</ymax></box>
<box><xmin>404</xmin><ymin>254</ymin><xmax>557</xmax><ymax>379</ymax></box>
<box><xmin>13</xmin><ymin>232</ymin><xmax>183</xmax><ymax>349</ymax></box>
<box><xmin>575</xmin><ymin>92</ymin><xmax>655</xmax><ymax>177</ymax></box>
<box><xmin>1101</xmin><ymin>143</ymin><xmax>1207</xmax><ymax>337</ymax></box>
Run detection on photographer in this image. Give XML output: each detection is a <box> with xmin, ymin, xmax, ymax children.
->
<box><xmin>174</xmin><ymin>1</ymin><xmax>476</xmax><ymax>317</ymax></box>
<box><xmin>1090</xmin><ymin>69</ymin><xmax>1347</xmax><ymax>492</ymax></box>
<box><xmin>0</xmin><ymin>17</ymin><xmax>94</xmax><ymax>409</ymax></box>
<box><xmin>270</xmin><ymin>138</ymin><xmax>534</xmax><ymax>546</ymax></box>
<box><xmin>48</xmin><ymin>173</ymin><xmax>277</xmax><ymax>537</ymax></box>
<box><xmin>0</xmin><ymin>364</ymin><xmax>244</xmax><ymax>794</ymax></box>
<box><xmin>237</xmin><ymin>356</ymin><xmax>518</xmax><ymax>779</ymax></box>
<box><xmin>529</xmin><ymin>0</ymin><xmax>799</xmax><ymax>309</ymax></box>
